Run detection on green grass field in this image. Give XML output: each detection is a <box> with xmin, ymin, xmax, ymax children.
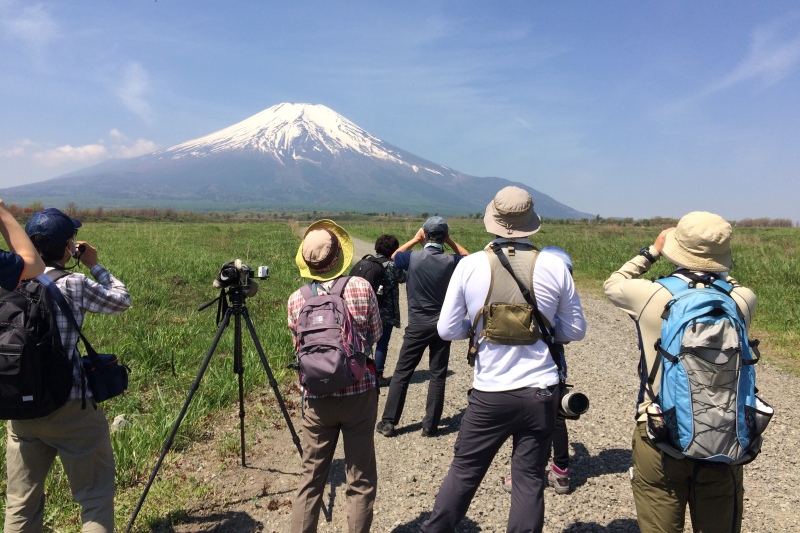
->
<box><xmin>0</xmin><ymin>218</ymin><xmax>796</xmax><ymax>531</ymax></box>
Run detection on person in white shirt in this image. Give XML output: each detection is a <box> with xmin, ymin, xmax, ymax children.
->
<box><xmin>420</xmin><ymin>186</ymin><xmax>587</xmax><ymax>533</ymax></box>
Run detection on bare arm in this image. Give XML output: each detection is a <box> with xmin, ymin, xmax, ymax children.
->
<box><xmin>445</xmin><ymin>235</ymin><xmax>469</xmax><ymax>256</ymax></box>
<box><xmin>0</xmin><ymin>198</ymin><xmax>45</xmax><ymax>279</ymax></box>
<box><xmin>392</xmin><ymin>228</ymin><xmax>426</xmax><ymax>260</ymax></box>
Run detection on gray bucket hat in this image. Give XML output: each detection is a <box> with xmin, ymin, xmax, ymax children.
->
<box><xmin>484</xmin><ymin>186</ymin><xmax>541</xmax><ymax>237</ymax></box>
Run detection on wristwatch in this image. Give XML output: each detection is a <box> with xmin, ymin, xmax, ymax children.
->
<box><xmin>639</xmin><ymin>247</ymin><xmax>657</xmax><ymax>263</ymax></box>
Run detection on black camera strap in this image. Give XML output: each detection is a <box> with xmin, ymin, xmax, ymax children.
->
<box><xmin>488</xmin><ymin>243</ymin><xmax>564</xmax><ymax>377</ymax></box>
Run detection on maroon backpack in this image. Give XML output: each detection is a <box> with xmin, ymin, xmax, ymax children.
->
<box><xmin>295</xmin><ymin>277</ymin><xmax>368</xmax><ymax>395</ymax></box>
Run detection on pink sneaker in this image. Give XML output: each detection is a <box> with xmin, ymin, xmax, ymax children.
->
<box><xmin>547</xmin><ymin>466</ymin><xmax>570</xmax><ymax>494</ymax></box>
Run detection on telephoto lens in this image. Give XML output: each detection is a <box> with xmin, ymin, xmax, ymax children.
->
<box><xmin>559</xmin><ymin>388</ymin><xmax>589</xmax><ymax>420</ymax></box>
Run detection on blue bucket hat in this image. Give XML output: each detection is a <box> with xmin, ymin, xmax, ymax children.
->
<box><xmin>25</xmin><ymin>208</ymin><xmax>82</xmax><ymax>244</ymax></box>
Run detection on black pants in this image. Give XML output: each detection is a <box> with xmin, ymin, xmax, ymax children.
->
<box><xmin>380</xmin><ymin>323</ymin><xmax>451</xmax><ymax>431</ymax></box>
<box><xmin>552</xmin><ymin>415</ymin><xmax>569</xmax><ymax>470</ymax></box>
<box><xmin>421</xmin><ymin>386</ymin><xmax>558</xmax><ymax>533</ymax></box>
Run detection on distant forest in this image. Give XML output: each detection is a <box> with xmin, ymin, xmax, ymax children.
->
<box><xmin>6</xmin><ymin>201</ymin><xmax>796</xmax><ymax>228</ymax></box>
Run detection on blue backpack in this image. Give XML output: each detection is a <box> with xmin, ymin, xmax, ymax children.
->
<box><xmin>644</xmin><ymin>274</ymin><xmax>773</xmax><ymax>464</ymax></box>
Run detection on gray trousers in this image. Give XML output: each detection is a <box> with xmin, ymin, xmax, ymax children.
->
<box><xmin>421</xmin><ymin>386</ymin><xmax>558</xmax><ymax>533</ymax></box>
<box><xmin>290</xmin><ymin>388</ymin><xmax>378</xmax><ymax>533</ymax></box>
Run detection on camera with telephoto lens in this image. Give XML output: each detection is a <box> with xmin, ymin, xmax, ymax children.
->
<box><xmin>213</xmin><ymin>259</ymin><xmax>270</xmax><ymax>290</ymax></box>
<box><xmin>559</xmin><ymin>384</ymin><xmax>589</xmax><ymax>420</ymax></box>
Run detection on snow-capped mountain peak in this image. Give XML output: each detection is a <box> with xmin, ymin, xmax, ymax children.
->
<box><xmin>155</xmin><ymin>103</ymin><xmax>406</xmax><ymax>166</ymax></box>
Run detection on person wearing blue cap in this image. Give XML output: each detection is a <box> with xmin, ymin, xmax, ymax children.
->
<box><xmin>4</xmin><ymin>208</ymin><xmax>131</xmax><ymax>533</ymax></box>
<box><xmin>0</xmin><ymin>198</ymin><xmax>44</xmax><ymax>290</ymax></box>
<box><xmin>376</xmin><ymin>216</ymin><xmax>469</xmax><ymax>438</ymax></box>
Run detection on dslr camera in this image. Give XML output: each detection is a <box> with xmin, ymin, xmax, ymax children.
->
<box><xmin>214</xmin><ymin>259</ymin><xmax>270</xmax><ymax>290</ymax></box>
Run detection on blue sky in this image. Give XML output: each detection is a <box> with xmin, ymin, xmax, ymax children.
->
<box><xmin>2</xmin><ymin>1</ymin><xmax>799</xmax><ymax>221</ymax></box>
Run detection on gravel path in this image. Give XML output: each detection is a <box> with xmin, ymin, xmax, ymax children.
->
<box><xmin>165</xmin><ymin>236</ymin><xmax>798</xmax><ymax>532</ymax></box>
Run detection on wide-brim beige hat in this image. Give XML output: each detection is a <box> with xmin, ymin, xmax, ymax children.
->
<box><xmin>662</xmin><ymin>211</ymin><xmax>732</xmax><ymax>272</ymax></box>
<box><xmin>296</xmin><ymin>219</ymin><xmax>354</xmax><ymax>281</ymax></box>
<box><xmin>484</xmin><ymin>186</ymin><xmax>541</xmax><ymax>237</ymax></box>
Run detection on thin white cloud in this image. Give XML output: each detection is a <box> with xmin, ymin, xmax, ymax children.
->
<box><xmin>1</xmin><ymin>1</ymin><xmax>58</xmax><ymax>48</ymax></box>
<box><xmin>117</xmin><ymin>61</ymin><xmax>153</xmax><ymax>122</ymax></box>
<box><xmin>707</xmin><ymin>19</ymin><xmax>800</xmax><ymax>93</ymax></box>
<box><xmin>33</xmin><ymin>143</ymin><xmax>107</xmax><ymax>166</ymax></box>
<box><xmin>655</xmin><ymin>16</ymin><xmax>800</xmax><ymax>118</ymax></box>
<box><xmin>112</xmin><ymin>139</ymin><xmax>157</xmax><ymax>158</ymax></box>
<box><xmin>2</xmin><ymin>131</ymin><xmax>158</xmax><ymax>168</ymax></box>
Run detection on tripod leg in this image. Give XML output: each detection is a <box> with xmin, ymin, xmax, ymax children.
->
<box><xmin>125</xmin><ymin>310</ymin><xmax>232</xmax><ymax>533</ymax></box>
<box><xmin>242</xmin><ymin>309</ymin><xmax>332</xmax><ymax>522</ymax></box>
<box><xmin>234</xmin><ymin>311</ymin><xmax>247</xmax><ymax>466</ymax></box>
<box><xmin>243</xmin><ymin>308</ymin><xmax>303</xmax><ymax>454</ymax></box>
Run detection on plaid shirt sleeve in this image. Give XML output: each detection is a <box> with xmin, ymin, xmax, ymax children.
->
<box><xmin>341</xmin><ymin>277</ymin><xmax>382</xmax><ymax>347</ymax></box>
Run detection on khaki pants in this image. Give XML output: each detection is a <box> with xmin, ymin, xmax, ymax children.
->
<box><xmin>631</xmin><ymin>423</ymin><xmax>743</xmax><ymax>533</ymax></box>
<box><xmin>290</xmin><ymin>388</ymin><xmax>378</xmax><ymax>533</ymax></box>
<box><xmin>4</xmin><ymin>399</ymin><xmax>115</xmax><ymax>533</ymax></box>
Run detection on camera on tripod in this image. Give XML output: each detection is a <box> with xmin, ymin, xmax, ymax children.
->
<box><xmin>213</xmin><ymin>259</ymin><xmax>270</xmax><ymax>291</ymax></box>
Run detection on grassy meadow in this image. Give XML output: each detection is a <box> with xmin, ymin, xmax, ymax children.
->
<box><xmin>0</xmin><ymin>217</ymin><xmax>796</xmax><ymax>531</ymax></box>
<box><xmin>348</xmin><ymin>218</ymin><xmax>799</xmax><ymax>366</ymax></box>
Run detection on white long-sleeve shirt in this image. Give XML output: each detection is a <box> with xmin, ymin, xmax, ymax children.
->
<box><xmin>437</xmin><ymin>239</ymin><xmax>587</xmax><ymax>392</ymax></box>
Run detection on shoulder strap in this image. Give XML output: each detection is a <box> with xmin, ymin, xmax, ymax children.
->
<box><xmin>36</xmin><ymin>272</ymin><xmax>92</xmax><ymax>407</ymax></box>
<box><xmin>299</xmin><ymin>282</ymin><xmax>315</xmax><ymax>300</ymax></box>
<box><xmin>329</xmin><ymin>276</ymin><xmax>352</xmax><ymax>297</ymax></box>
<box><xmin>655</xmin><ymin>275</ymin><xmax>689</xmax><ymax>296</ymax></box>
<box><xmin>37</xmin><ymin>273</ymin><xmax>99</xmax><ymax>359</ymax></box>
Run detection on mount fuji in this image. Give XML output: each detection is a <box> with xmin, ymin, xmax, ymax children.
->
<box><xmin>1</xmin><ymin>103</ymin><xmax>592</xmax><ymax>218</ymax></box>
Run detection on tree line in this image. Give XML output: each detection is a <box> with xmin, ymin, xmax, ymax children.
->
<box><xmin>5</xmin><ymin>202</ymin><xmax>796</xmax><ymax>228</ymax></box>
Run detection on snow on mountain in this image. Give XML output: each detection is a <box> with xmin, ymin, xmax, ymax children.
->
<box><xmin>157</xmin><ymin>103</ymin><xmax>409</xmax><ymax>168</ymax></box>
<box><xmin>0</xmin><ymin>103</ymin><xmax>593</xmax><ymax>218</ymax></box>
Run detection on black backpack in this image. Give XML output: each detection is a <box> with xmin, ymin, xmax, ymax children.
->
<box><xmin>0</xmin><ymin>270</ymin><xmax>74</xmax><ymax>420</ymax></box>
<box><xmin>348</xmin><ymin>255</ymin><xmax>387</xmax><ymax>297</ymax></box>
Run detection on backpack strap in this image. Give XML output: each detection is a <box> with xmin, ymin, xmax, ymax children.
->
<box><xmin>37</xmin><ymin>272</ymin><xmax>96</xmax><ymax>408</ymax></box>
<box><xmin>474</xmin><ymin>244</ymin><xmax>563</xmax><ymax>377</ymax></box>
<box><xmin>330</xmin><ymin>275</ymin><xmax>353</xmax><ymax>297</ymax></box>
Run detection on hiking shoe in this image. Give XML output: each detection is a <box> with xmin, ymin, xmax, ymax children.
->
<box><xmin>421</xmin><ymin>427</ymin><xmax>438</xmax><ymax>437</ymax></box>
<box><xmin>377</xmin><ymin>373</ymin><xmax>392</xmax><ymax>387</ymax></box>
<box><xmin>501</xmin><ymin>476</ymin><xmax>512</xmax><ymax>494</ymax></box>
<box><xmin>547</xmin><ymin>467</ymin><xmax>570</xmax><ymax>494</ymax></box>
<box><xmin>376</xmin><ymin>421</ymin><xmax>396</xmax><ymax>437</ymax></box>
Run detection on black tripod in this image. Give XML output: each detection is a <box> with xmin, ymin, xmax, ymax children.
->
<box><xmin>126</xmin><ymin>284</ymin><xmax>322</xmax><ymax>532</ymax></box>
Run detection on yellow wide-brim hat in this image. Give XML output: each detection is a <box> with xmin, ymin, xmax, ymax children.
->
<box><xmin>295</xmin><ymin>219</ymin><xmax>354</xmax><ymax>281</ymax></box>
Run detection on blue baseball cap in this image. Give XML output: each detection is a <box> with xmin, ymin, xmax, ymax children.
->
<box><xmin>25</xmin><ymin>208</ymin><xmax>82</xmax><ymax>244</ymax></box>
<box><xmin>542</xmin><ymin>246</ymin><xmax>573</xmax><ymax>274</ymax></box>
<box><xmin>423</xmin><ymin>216</ymin><xmax>448</xmax><ymax>239</ymax></box>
